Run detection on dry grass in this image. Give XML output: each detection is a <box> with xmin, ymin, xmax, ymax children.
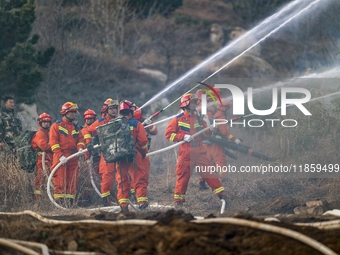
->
<box><xmin>0</xmin><ymin>155</ymin><xmax>36</xmax><ymax>211</ymax></box>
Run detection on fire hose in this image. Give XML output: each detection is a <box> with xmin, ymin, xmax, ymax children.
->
<box><xmin>0</xmin><ymin>210</ymin><xmax>337</xmax><ymax>255</ymax></box>
<box><xmin>208</xmin><ymin>136</ymin><xmax>275</xmax><ymax>162</ymax></box>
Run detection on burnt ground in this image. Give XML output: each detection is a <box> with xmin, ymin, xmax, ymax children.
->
<box><xmin>1</xmin><ymin>209</ymin><xmax>340</xmax><ymax>255</ymax></box>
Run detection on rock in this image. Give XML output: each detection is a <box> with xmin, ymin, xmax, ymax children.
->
<box><xmin>139</xmin><ymin>68</ymin><xmax>168</xmax><ymax>83</ymax></box>
<box><xmin>306</xmin><ymin>199</ymin><xmax>324</xmax><ymax>208</ymax></box>
<box><xmin>306</xmin><ymin>206</ymin><xmax>324</xmax><ymax>216</ymax></box>
<box><xmin>215</xmin><ymin>53</ymin><xmax>278</xmax><ymax>80</ymax></box>
<box><xmin>67</xmin><ymin>240</ymin><xmax>78</xmax><ymax>251</ymax></box>
<box><xmin>293</xmin><ymin>206</ymin><xmax>308</xmax><ymax>215</ymax></box>
<box><xmin>210</xmin><ymin>23</ymin><xmax>225</xmax><ymax>49</ymax></box>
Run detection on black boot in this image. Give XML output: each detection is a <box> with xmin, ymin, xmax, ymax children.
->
<box><xmin>55</xmin><ymin>198</ymin><xmax>65</xmax><ymax>207</ymax></box>
<box><xmin>199</xmin><ymin>180</ymin><xmax>209</xmax><ymax>190</ymax></box>
<box><xmin>120</xmin><ymin>205</ymin><xmax>129</xmax><ymax>212</ymax></box>
<box><xmin>103</xmin><ymin>197</ymin><xmax>111</xmax><ymax>207</ymax></box>
<box><xmin>139</xmin><ymin>203</ymin><xmax>148</xmax><ymax>211</ymax></box>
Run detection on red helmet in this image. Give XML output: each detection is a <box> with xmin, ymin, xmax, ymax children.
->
<box><xmin>101</xmin><ymin>98</ymin><xmax>119</xmax><ymax>113</ymax></box>
<box><xmin>217</xmin><ymin>99</ymin><xmax>232</xmax><ymax>111</ymax></box>
<box><xmin>180</xmin><ymin>93</ymin><xmax>198</xmax><ymax>108</ymax></box>
<box><xmin>134</xmin><ymin>106</ymin><xmax>143</xmax><ymax>121</ymax></box>
<box><xmin>119</xmin><ymin>100</ymin><xmax>136</xmax><ymax>114</ymax></box>
<box><xmin>60</xmin><ymin>102</ymin><xmax>78</xmax><ymax>115</ymax></box>
<box><xmin>83</xmin><ymin>109</ymin><xmax>97</xmax><ymax>120</ymax></box>
<box><xmin>37</xmin><ymin>113</ymin><xmax>52</xmax><ymax>125</ymax></box>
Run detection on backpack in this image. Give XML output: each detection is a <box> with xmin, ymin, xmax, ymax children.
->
<box><xmin>96</xmin><ymin>116</ymin><xmax>136</xmax><ymax>163</ymax></box>
<box><xmin>14</xmin><ymin>130</ymin><xmax>38</xmax><ymax>173</ymax></box>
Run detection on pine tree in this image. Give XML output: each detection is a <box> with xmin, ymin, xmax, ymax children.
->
<box><xmin>0</xmin><ymin>0</ymin><xmax>55</xmax><ymax>104</ymax></box>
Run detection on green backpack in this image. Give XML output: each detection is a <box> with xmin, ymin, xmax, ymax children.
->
<box><xmin>96</xmin><ymin>116</ymin><xmax>136</xmax><ymax>163</ymax></box>
<box><xmin>14</xmin><ymin>130</ymin><xmax>38</xmax><ymax>173</ymax></box>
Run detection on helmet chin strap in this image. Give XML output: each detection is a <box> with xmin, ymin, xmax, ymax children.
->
<box><xmin>65</xmin><ymin>115</ymin><xmax>75</xmax><ymax>122</ymax></box>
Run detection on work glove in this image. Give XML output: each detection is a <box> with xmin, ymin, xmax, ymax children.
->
<box><xmin>78</xmin><ymin>148</ymin><xmax>84</xmax><ymax>160</ymax></box>
<box><xmin>235</xmin><ymin>138</ymin><xmax>241</xmax><ymax>144</ymax></box>
<box><xmin>183</xmin><ymin>134</ymin><xmax>193</xmax><ymax>143</ymax></box>
<box><xmin>209</xmin><ymin>124</ymin><xmax>216</xmax><ymax>131</ymax></box>
<box><xmin>59</xmin><ymin>155</ymin><xmax>67</xmax><ymax>165</ymax></box>
<box><xmin>86</xmin><ymin>142</ymin><xmax>94</xmax><ymax>153</ymax></box>
<box><xmin>144</xmin><ymin>118</ymin><xmax>152</xmax><ymax>125</ymax></box>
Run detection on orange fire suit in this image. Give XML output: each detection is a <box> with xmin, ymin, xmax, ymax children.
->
<box><xmin>82</xmin><ymin>116</ymin><xmax>115</xmax><ymax>201</ymax></box>
<box><xmin>129</xmin><ymin>121</ymin><xmax>158</xmax><ymax>204</ymax></box>
<box><xmin>116</xmin><ymin>117</ymin><xmax>149</xmax><ymax>208</ymax></box>
<box><xmin>50</xmin><ymin>118</ymin><xmax>85</xmax><ymax>201</ymax></box>
<box><xmin>30</xmin><ymin>127</ymin><xmax>53</xmax><ymax>200</ymax></box>
<box><xmin>165</xmin><ymin>111</ymin><xmax>225</xmax><ymax>203</ymax></box>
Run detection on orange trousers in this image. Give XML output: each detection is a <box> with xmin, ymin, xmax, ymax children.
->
<box><xmin>129</xmin><ymin>152</ymin><xmax>149</xmax><ymax>205</ymax></box>
<box><xmin>52</xmin><ymin>152</ymin><xmax>79</xmax><ymax>199</ymax></box>
<box><xmin>175</xmin><ymin>143</ymin><xmax>225</xmax><ymax>203</ymax></box>
<box><xmin>99</xmin><ymin>153</ymin><xmax>115</xmax><ymax>199</ymax></box>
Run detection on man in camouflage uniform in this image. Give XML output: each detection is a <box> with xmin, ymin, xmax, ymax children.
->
<box><xmin>0</xmin><ymin>96</ymin><xmax>22</xmax><ymax>160</ymax></box>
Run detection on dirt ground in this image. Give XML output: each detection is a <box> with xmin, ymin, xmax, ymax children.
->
<box><xmin>1</xmin><ymin>199</ymin><xmax>340</xmax><ymax>255</ymax></box>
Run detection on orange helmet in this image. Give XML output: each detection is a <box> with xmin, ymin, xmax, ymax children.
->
<box><xmin>217</xmin><ymin>99</ymin><xmax>232</xmax><ymax>111</ymax></box>
<box><xmin>37</xmin><ymin>113</ymin><xmax>52</xmax><ymax>125</ymax></box>
<box><xmin>101</xmin><ymin>98</ymin><xmax>119</xmax><ymax>113</ymax></box>
<box><xmin>119</xmin><ymin>100</ymin><xmax>136</xmax><ymax>114</ymax></box>
<box><xmin>180</xmin><ymin>93</ymin><xmax>198</xmax><ymax>108</ymax></box>
<box><xmin>83</xmin><ymin>109</ymin><xmax>97</xmax><ymax>120</ymax></box>
<box><xmin>60</xmin><ymin>102</ymin><xmax>78</xmax><ymax>115</ymax></box>
<box><xmin>134</xmin><ymin>106</ymin><xmax>143</xmax><ymax>121</ymax></box>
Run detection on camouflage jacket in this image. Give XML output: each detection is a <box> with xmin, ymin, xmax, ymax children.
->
<box><xmin>0</xmin><ymin>107</ymin><xmax>22</xmax><ymax>148</ymax></box>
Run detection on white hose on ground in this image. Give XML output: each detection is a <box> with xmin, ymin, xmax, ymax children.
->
<box><xmin>0</xmin><ymin>210</ymin><xmax>337</xmax><ymax>255</ymax></box>
<box><xmin>0</xmin><ymin>238</ymin><xmax>40</xmax><ymax>255</ymax></box>
<box><xmin>296</xmin><ymin>219</ymin><xmax>340</xmax><ymax>230</ymax></box>
<box><xmin>220</xmin><ymin>199</ymin><xmax>226</xmax><ymax>214</ymax></box>
<box><xmin>193</xmin><ymin>218</ymin><xmax>337</xmax><ymax>255</ymax></box>
<box><xmin>10</xmin><ymin>239</ymin><xmax>49</xmax><ymax>255</ymax></box>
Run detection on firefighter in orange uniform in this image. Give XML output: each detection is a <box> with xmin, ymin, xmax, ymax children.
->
<box><xmin>31</xmin><ymin>113</ymin><xmax>53</xmax><ymax>201</ymax></box>
<box><xmin>165</xmin><ymin>93</ymin><xmax>227</xmax><ymax>205</ymax></box>
<box><xmin>49</xmin><ymin>102</ymin><xmax>85</xmax><ymax>207</ymax></box>
<box><xmin>208</xmin><ymin>100</ymin><xmax>241</xmax><ymax>179</ymax></box>
<box><xmin>83</xmin><ymin>99</ymin><xmax>119</xmax><ymax>206</ymax></box>
<box><xmin>115</xmin><ymin>100</ymin><xmax>149</xmax><ymax>211</ymax></box>
<box><xmin>130</xmin><ymin>106</ymin><xmax>158</xmax><ymax>205</ymax></box>
<box><xmin>196</xmin><ymin>88</ymin><xmax>239</xmax><ymax>188</ymax></box>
